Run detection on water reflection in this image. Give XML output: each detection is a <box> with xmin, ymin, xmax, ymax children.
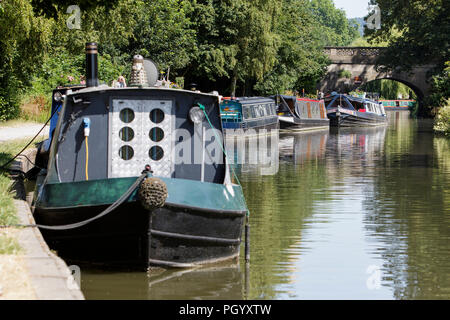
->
<box><xmin>81</xmin><ymin>264</ymin><xmax>243</xmax><ymax>300</ymax></box>
<box><xmin>81</xmin><ymin>118</ymin><xmax>450</xmax><ymax>300</ymax></box>
<box><xmin>279</xmin><ymin>130</ymin><xmax>328</xmax><ymax>164</ymax></box>
<box><xmin>363</xmin><ymin>119</ymin><xmax>450</xmax><ymax>299</ymax></box>
<box><xmin>240</xmin><ymin>130</ymin><xmax>332</xmax><ymax>299</ymax></box>
<box><xmin>225</xmin><ymin>132</ymin><xmax>279</xmax><ymax>176</ymax></box>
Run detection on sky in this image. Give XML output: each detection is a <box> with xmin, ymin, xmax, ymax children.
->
<box><xmin>333</xmin><ymin>0</ymin><xmax>370</xmax><ymax>18</ymax></box>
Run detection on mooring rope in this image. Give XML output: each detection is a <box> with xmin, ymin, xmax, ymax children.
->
<box><xmin>0</xmin><ymin>105</ymin><xmax>59</xmax><ymax>175</ymax></box>
<box><xmin>0</xmin><ymin>173</ymin><xmax>147</xmax><ymax>230</ymax></box>
<box><xmin>197</xmin><ymin>102</ymin><xmax>251</xmax><ymax>262</ymax></box>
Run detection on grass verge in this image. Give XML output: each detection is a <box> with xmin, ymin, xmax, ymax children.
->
<box><xmin>0</xmin><ymin>138</ymin><xmax>44</xmax><ymax>299</ymax></box>
<box><xmin>0</xmin><ymin>137</ymin><xmax>45</xmax><ymax>247</ymax></box>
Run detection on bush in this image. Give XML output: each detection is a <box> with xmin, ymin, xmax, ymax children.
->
<box><xmin>0</xmin><ymin>95</ymin><xmax>19</xmax><ymax>122</ymax></box>
<box><xmin>434</xmin><ymin>102</ymin><xmax>450</xmax><ymax>136</ymax></box>
<box><xmin>15</xmin><ymin>51</ymin><xmax>126</xmax><ymax>123</ymax></box>
<box><xmin>428</xmin><ymin>62</ymin><xmax>450</xmax><ymax>108</ymax></box>
<box><xmin>338</xmin><ymin>70</ymin><xmax>352</xmax><ymax>79</ymax></box>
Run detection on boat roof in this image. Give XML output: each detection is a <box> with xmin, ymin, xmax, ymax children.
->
<box><xmin>326</xmin><ymin>93</ymin><xmax>381</xmax><ymax>105</ymax></box>
<box><xmin>221</xmin><ymin>96</ymin><xmax>275</xmax><ymax>104</ymax></box>
<box><xmin>66</xmin><ymin>85</ymin><xmax>222</xmax><ymax>98</ymax></box>
<box><xmin>272</xmin><ymin>95</ymin><xmax>321</xmax><ymax>103</ymax></box>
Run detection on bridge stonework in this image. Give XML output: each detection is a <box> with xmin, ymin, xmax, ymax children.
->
<box><xmin>320</xmin><ymin>47</ymin><xmax>433</xmax><ymax>101</ymax></box>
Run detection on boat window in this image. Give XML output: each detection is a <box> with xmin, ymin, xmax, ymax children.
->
<box><xmin>243</xmin><ymin>106</ymin><xmax>252</xmax><ymax>119</ymax></box>
<box><xmin>265</xmin><ymin>104</ymin><xmax>271</xmax><ymax>116</ymax></box>
<box><xmin>119</xmin><ymin>145</ymin><xmax>134</xmax><ymax>160</ymax></box>
<box><xmin>149</xmin><ymin>145</ymin><xmax>164</xmax><ymax>161</ymax></box>
<box><xmin>251</xmin><ymin>106</ymin><xmax>257</xmax><ymax>118</ymax></box>
<box><xmin>150</xmin><ymin>108</ymin><xmax>164</xmax><ymax>123</ymax></box>
<box><xmin>119</xmin><ymin>108</ymin><xmax>135</xmax><ymax>123</ymax></box>
<box><xmin>256</xmin><ymin>105</ymin><xmax>261</xmax><ymax>117</ymax></box>
<box><xmin>149</xmin><ymin>127</ymin><xmax>164</xmax><ymax>142</ymax></box>
<box><xmin>119</xmin><ymin>126</ymin><xmax>134</xmax><ymax>142</ymax></box>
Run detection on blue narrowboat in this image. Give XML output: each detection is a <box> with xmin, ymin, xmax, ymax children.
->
<box><xmin>220</xmin><ymin>97</ymin><xmax>279</xmax><ymax>135</ymax></box>
<box><xmin>325</xmin><ymin>93</ymin><xmax>387</xmax><ymax>127</ymax></box>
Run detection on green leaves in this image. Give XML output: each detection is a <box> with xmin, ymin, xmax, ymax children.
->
<box><xmin>0</xmin><ymin>0</ymin><xmax>52</xmax><ymax>120</ymax></box>
<box><xmin>367</xmin><ymin>0</ymin><xmax>449</xmax><ymax>72</ymax></box>
<box><xmin>1</xmin><ymin>0</ymin><xmax>364</xmax><ymax>121</ymax></box>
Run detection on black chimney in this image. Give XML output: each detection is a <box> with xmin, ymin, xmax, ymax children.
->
<box><xmin>85</xmin><ymin>42</ymin><xmax>99</xmax><ymax>87</ymax></box>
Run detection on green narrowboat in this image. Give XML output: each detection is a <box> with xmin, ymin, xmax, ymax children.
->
<box><xmin>379</xmin><ymin>99</ymin><xmax>415</xmax><ymax>110</ymax></box>
<box><xmin>32</xmin><ymin>43</ymin><xmax>248</xmax><ymax>269</ymax></box>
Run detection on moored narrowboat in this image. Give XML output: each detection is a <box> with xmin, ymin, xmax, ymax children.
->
<box><xmin>325</xmin><ymin>93</ymin><xmax>387</xmax><ymax>127</ymax></box>
<box><xmin>273</xmin><ymin>95</ymin><xmax>329</xmax><ymax>131</ymax></box>
<box><xmin>220</xmin><ymin>97</ymin><xmax>279</xmax><ymax>136</ymax></box>
<box><xmin>379</xmin><ymin>99</ymin><xmax>415</xmax><ymax>111</ymax></box>
<box><xmin>31</xmin><ymin>43</ymin><xmax>248</xmax><ymax>269</ymax></box>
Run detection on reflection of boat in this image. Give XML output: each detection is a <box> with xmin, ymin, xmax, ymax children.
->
<box><xmin>386</xmin><ymin>109</ymin><xmax>411</xmax><ymax>128</ymax></box>
<box><xmin>81</xmin><ymin>264</ymin><xmax>243</xmax><ymax>300</ymax></box>
<box><xmin>273</xmin><ymin>95</ymin><xmax>329</xmax><ymax>131</ymax></box>
<box><xmin>225</xmin><ymin>132</ymin><xmax>279</xmax><ymax>176</ymax></box>
<box><xmin>31</xmin><ymin>43</ymin><xmax>248</xmax><ymax>269</ymax></box>
<box><xmin>325</xmin><ymin>93</ymin><xmax>388</xmax><ymax>127</ymax></box>
<box><xmin>220</xmin><ymin>97</ymin><xmax>279</xmax><ymax>135</ymax></box>
<box><xmin>147</xmin><ymin>265</ymin><xmax>243</xmax><ymax>299</ymax></box>
<box><xmin>279</xmin><ymin>131</ymin><xmax>328</xmax><ymax>164</ymax></box>
<box><xmin>327</xmin><ymin>125</ymin><xmax>387</xmax><ymax>157</ymax></box>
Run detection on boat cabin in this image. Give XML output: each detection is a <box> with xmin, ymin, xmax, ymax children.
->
<box><xmin>275</xmin><ymin>95</ymin><xmax>327</xmax><ymax>120</ymax></box>
<box><xmin>325</xmin><ymin>94</ymin><xmax>386</xmax><ymax>116</ymax></box>
<box><xmin>220</xmin><ymin>97</ymin><xmax>278</xmax><ymax>131</ymax></box>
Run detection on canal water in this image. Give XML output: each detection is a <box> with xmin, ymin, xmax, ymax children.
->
<box><xmin>80</xmin><ymin>112</ymin><xmax>450</xmax><ymax>299</ymax></box>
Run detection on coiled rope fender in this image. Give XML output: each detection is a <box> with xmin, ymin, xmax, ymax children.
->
<box><xmin>138</xmin><ymin>176</ymin><xmax>168</xmax><ymax>210</ymax></box>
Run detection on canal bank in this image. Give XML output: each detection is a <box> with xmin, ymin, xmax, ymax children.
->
<box><xmin>0</xmin><ymin>134</ymin><xmax>84</xmax><ymax>299</ymax></box>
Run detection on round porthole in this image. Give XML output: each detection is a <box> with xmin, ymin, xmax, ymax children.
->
<box><xmin>149</xmin><ymin>127</ymin><xmax>164</xmax><ymax>142</ymax></box>
<box><xmin>119</xmin><ymin>127</ymin><xmax>134</xmax><ymax>142</ymax></box>
<box><xmin>119</xmin><ymin>145</ymin><xmax>134</xmax><ymax>160</ymax></box>
<box><xmin>150</xmin><ymin>108</ymin><xmax>164</xmax><ymax>124</ymax></box>
<box><xmin>119</xmin><ymin>108</ymin><xmax>135</xmax><ymax>123</ymax></box>
<box><xmin>149</xmin><ymin>146</ymin><xmax>164</xmax><ymax>161</ymax></box>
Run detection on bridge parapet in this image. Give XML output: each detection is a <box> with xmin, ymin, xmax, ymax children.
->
<box><xmin>324</xmin><ymin>46</ymin><xmax>386</xmax><ymax>64</ymax></box>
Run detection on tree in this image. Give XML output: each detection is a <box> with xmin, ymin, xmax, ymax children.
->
<box><xmin>0</xmin><ymin>0</ymin><xmax>52</xmax><ymax>120</ymax></box>
<box><xmin>253</xmin><ymin>0</ymin><xmax>328</xmax><ymax>95</ymax></box>
<box><xmin>30</xmin><ymin>0</ymin><xmax>119</xmax><ymax>18</ymax></box>
<box><xmin>309</xmin><ymin>0</ymin><xmax>360</xmax><ymax>46</ymax></box>
<box><xmin>366</xmin><ymin>0</ymin><xmax>450</xmax><ymax>72</ymax></box>
<box><xmin>128</xmin><ymin>0</ymin><xmax>196</xmax><ymax>73</ymax></box>
<box><xmin>187</xmin><ymin>0</ymin><xmax>280</xmax><ymax>96</ymax></box>
<box><xmin>365</xmin><ymin>0</ymin><xmax>450</xmax><ymax>115</ymax></box>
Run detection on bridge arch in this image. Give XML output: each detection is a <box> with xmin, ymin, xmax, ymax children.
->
<box><xmin>319</xmin><ymin>47</ymin><xmax>434</xmax><ymax>104</ymax></box>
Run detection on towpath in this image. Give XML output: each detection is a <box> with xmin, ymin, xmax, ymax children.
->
<box><xmin>0</xmin><ymin>122</ymin><xmax>49</xmax><ymax>142</ymax></box>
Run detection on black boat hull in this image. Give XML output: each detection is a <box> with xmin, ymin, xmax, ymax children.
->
<box><xmin>327</xmin><ymin>110</ymin><xmax>387</xmax><ymax>127</ymax></box>
<box><xmin>34</xmin><ymin>202</ymin><xmax>245</xmax><ymax>269</ymax></box>
<box><xmin>279</xmin><ymin>116</ymin><xmax>330</xmax><ymax>131</ymax></box>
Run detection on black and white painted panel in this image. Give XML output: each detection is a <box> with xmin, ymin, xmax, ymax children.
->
<box><xmin>109</xmin><ymin>99</ymin><xmax>174</xmax><ymax>178</ymax></box>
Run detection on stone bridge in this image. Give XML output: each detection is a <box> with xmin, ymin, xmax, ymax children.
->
<box><xmin>319</xmin><ymin>47</ymin><xmax>434</xmax><ymax>101</ymax></box>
